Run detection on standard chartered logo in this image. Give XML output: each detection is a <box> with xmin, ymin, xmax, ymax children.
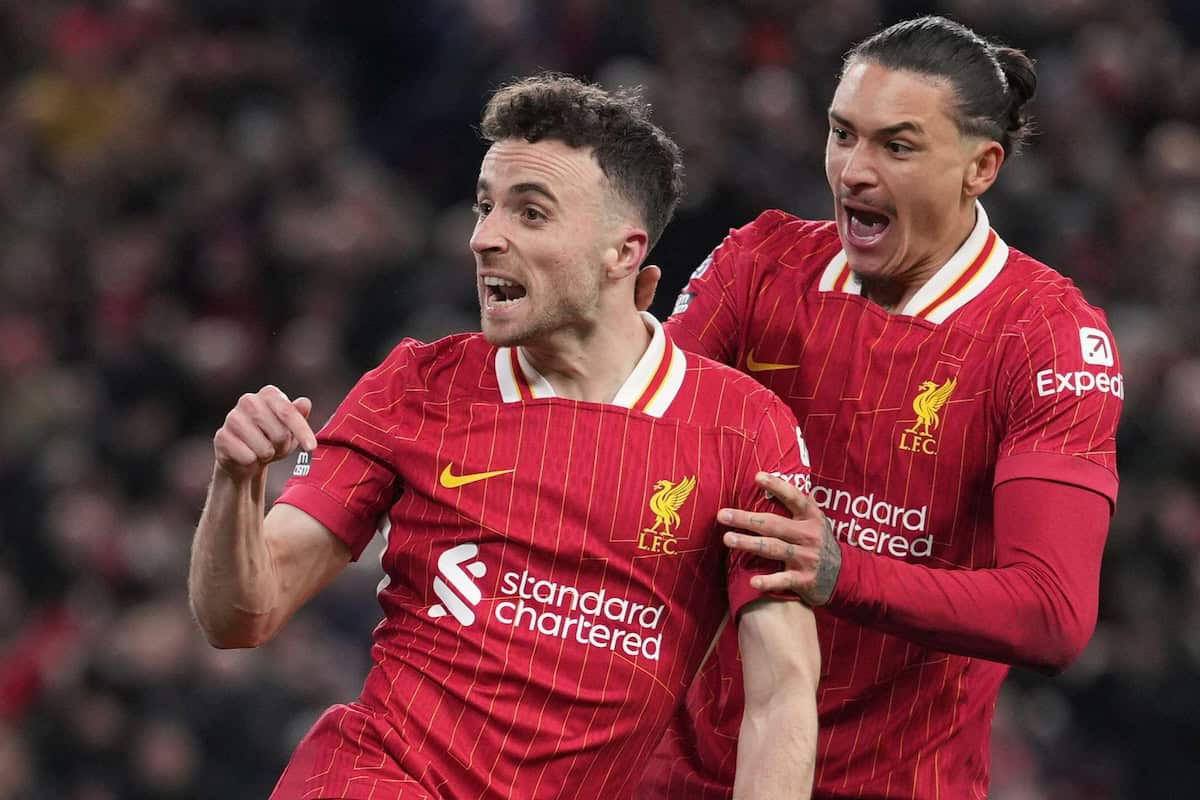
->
<box><xmin>810</xmin><ymin>486</ymin><xmax>933</xmax><ymax>560</ymax></box>
<box><xmin>428</xmin><ymin>543</ymin><xmax>488</xmax><ymax>625</ymax></box>
<box><xmin>494</xmin><ymin>570</ymin><xmax>665</xmax><ymax>661</ymax></box>
<box><xmin>426</xmin><ymin>544</ymin><xmax>665</xmax><ymax>661</ymax></box>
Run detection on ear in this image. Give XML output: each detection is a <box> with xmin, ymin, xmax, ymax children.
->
<box><xmin>963</xmin><ymin>139</ymin><xmax>1005</xmax><ymax>198</ymax></box>
<box><xmin>605</xmin><ymin>226</ymin><xmax>650</xmax><ymax>281</ymax></box>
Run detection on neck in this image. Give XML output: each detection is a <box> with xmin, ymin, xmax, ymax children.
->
<box><xmin>520</xmin><ymin>310</ymin><xmax>653</xmax><ymax>403</ymax></box>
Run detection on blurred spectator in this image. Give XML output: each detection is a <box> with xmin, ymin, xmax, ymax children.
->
<box><xmin>1</xmin><ymin>1</ymin><xmax>1197</xmax><ymax>797</ymax></box>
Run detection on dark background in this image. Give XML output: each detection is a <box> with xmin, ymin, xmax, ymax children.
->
<box><xmin>1</xmin><ymin>1</ymin><xmax>1198</xmax><ymax>797</ymax></box>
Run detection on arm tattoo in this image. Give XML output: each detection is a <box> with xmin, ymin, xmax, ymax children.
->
<box><xmin>806</xmin><ymin>517</ymin><xmax>841</xmax><ymax>606</ymax></box>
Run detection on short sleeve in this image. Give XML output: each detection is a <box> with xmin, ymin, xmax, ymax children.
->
<box><xmin>726</xmin><ymin>394</ymin><xmax>812</xmax><ymax>618</ymax></box>
<box><xmin>995</xmin><ymin>306</ymin><xmax>1122</xmax><ymax>506</ymax></box>
<box><xmin>665</xmin><ymin>211</ymin><xmax>790</xmax><ymax>364</ymax></box>
<box><xmin>275</xmin><ymin>343</ymin><xmax>414</xmax><ymax>559</ymax></box>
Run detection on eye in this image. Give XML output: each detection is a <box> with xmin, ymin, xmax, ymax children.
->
<box><xmin>473</xmin><ymin>200</ymin><xmax>493</xmax><ymax>217</ymax></box>
<box><xmin>886</xmin><ymin>141</ymin><xmax>913</xmax><ymax>155</ymax></box>
<box><xmin>521</xmin><ymin>206</ymin><xmax>546</xmax><ymax>222</ymax></box>
<box><xmin>831</xmin><ymin>127</ymin><xmax>850</xmax><ymax>141</ymax></box>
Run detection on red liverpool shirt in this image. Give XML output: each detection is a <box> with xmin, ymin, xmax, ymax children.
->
<box><xmin>270</xmin><ymin>314</ymin><xmax>808</xmax><ymax>800</ymax></box>
<box><xmin>646</xmin><ymin>204</ymin><xmax>1122</xmax><ymax>799</ymax></box>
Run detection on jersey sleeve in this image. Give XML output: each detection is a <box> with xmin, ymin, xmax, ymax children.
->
<box><xmin>995</xmin><ymin>304</ymin><xmax>1122</xmax><ymax>506</ymax></box>
<box><xmin>664</xmin><ymin>211</ymin><xmax>790</xmax><ymax>364</ymax></box>
<box><xmin>725</xmin><ymin>393</ymin><xmax>811</xmax><ymax>619</ymax></box>
<box><xmin>275</xmin><ymin>342</ymin><xmax>415</xmax><ymax>560</ymax></box>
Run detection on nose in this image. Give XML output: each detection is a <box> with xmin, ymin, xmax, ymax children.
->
<box><xmin>470</xmin><ymin>210</ymin><xmax>507</xmax><ymax>256</ymax></box>
<box><xmin>835</xmin><ymin>142</ymin><xmax>878</xmax><ymax>192</ymax></box>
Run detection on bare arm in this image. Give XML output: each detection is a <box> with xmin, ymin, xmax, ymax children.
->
<box><xmin>188</xmin><ymin>386</ymin><xmax>351</xmax><ymax>648</ymax></box>
<box><xmin>733</xmin><ymin>598</ymin><xmax>820</xmax><ymax>800</ymax></box>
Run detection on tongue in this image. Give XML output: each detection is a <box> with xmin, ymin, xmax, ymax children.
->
<box><xmin>849</xmin><ymin>211</ymin><xmax>888</xmax><ymax>240</ymax></box>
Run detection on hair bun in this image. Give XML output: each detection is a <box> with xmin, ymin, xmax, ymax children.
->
<box><xmin>993</xmin><ymin>46</ymin><xmax>1037</xmax><ymax>130</ymax></box>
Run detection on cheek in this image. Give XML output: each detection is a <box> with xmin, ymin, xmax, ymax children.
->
<box><xmin>824</xmin><ymin>148</ymin><xmax>841</xmax><ymax>186</ymax></box>
<box><xmin>899</xmin><ymin>172</ymin><xmax>957</xmax><ymax>224</ymax></box>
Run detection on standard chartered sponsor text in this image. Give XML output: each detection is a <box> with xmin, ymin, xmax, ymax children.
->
<box><xmin>770</xmin><ymin>471</ymin><xmax>932</xmax><ymax>559</ymax></box>
<box><xmin>819</xmin><ymin>486</ymin><xmax>931</xmax><ymax>558</ymax></box>
<box><xmin>494</xmin><ymin>570</ymin><xmax>664</xmax><ymax>661</ymax></box>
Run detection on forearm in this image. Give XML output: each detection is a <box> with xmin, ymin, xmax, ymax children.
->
<box><xmin>829</xmin><ymin>554</ymin><xmax>1080</xmax><ymax>669</ymax></box>
<box><xmin>188</xmin><ymin>467</ymin><xmax>280</xmax><ymax>648</ymax></box>
<box><xmin>733</xmin><ymin>599</ymin><xmax>820</xmax><ymax>799</ymax></box>
<box><xmin>826</xmin><ymin>480</ymin><xmax>1109</xmax><ymax>672</ymax></box>
<box><xmin>734</xmin><ymin>687</ymin><xmax>817</xmax><ymax>799</ymax></box>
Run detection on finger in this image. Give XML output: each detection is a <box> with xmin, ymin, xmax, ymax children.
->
<box><xmin>754</xmin><ymin>471</ymin><xmax>806</xmax><ymax>515</ymax></box>
<box><xmin>263</xmin><ymin>391</ymin><xmax>317</xmax><ymax>451</ymax></box>
<box><xmin>292</xmin><ymin>398</ymin><xmax>318</xmax><ymax>450</ymax></box>
<box><xmin>213</xmin><ymin>427</ymin><xmax>261</xmax><ymax>469</ymax></box>
<box><xmin>293</xmin><ymin>396</ymin><xmax>313</xmax><ymax>419</ymax></box>
<box><xmin>723</xmin><ymin>531</ymin><xmax>801</xmax><ymax>563</ymax></box>
<box><xmin>224</xmin><ymin>411</ymin><xmax>280</xmax><ymax>463</ymax></box>
<box><xmin>717</xmin><ymin>506</ymin><xmax>797</xmax><ymax>540</ymax></box>
<box><xmin>243</xmin><ymin>390</ymin><xmax>295</xmax><ymax>451</ymax></box>
<box><xmin>749</xmin><ymin>570</ymin><xmax>809</xmax><ymax>594</ymax></box>
<box><xmin>755</xmin><ymin>471</ymin><xmax>821</xmax><ymax>520</ymax></box>
<box><xmin>634</xmin><ymin>265</ymin><xmax>661</xmax><ymax>312</ymax></box>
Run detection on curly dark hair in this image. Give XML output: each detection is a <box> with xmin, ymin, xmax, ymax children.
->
<box><xmin>480</xmin><ymin>73</ymin><xmax>684</xmax><ymax>250</ymax></box>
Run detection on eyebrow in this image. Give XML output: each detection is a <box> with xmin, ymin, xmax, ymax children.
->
<box><xmin>476</xmin><ymin>178</ymin><xmax>559</xmax><ymax>203</ymax></box>
<box><xmin>828</xmin><ymin>110</ymin><xmax>925</xmax><ymax>138</ymax></box>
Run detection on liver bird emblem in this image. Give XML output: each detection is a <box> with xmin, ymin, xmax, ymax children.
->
<box><xmin>646</xmin><ymin>476</ymin><xmax>697</xmax><ymax>537</ymax></box>
<box><xmin>904</xmin><ymin>377</ymin><xmax>957</xmax><ymax>437</ymax></box>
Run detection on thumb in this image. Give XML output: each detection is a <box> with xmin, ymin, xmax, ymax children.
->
<box><xmin>293</xmin><ymin>396</ymin><xmax>313</xmax><ymax>419</ymax></box>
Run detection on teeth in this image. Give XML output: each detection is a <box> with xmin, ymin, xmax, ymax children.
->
<box><xmin>483</xmin><ymin>276</ymin><xmax>517</xmax><ymax>287</ymax></box>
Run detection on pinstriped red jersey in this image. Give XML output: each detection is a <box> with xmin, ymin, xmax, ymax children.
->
<box><xmin>648</xmin><ymin>205</ymin><xmax>1122</xmax><ymax>799</ymax></box>
<box><xmin>270</xmin><ymin>314</ymin><xmax>808</xmax><ymax>800</ymax></box>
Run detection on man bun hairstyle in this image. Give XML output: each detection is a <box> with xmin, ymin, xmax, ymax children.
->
<box><xmin>480</xmin><ymin>72</ymin><xmax>684</xmax><ymax>250</ymax></box>
<box><xmin>846</xmin><ymin>16</ymin><xmax>1037</xmax><ymax>157</ymax></box>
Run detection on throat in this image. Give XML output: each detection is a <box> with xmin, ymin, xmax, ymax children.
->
<box><xmin>859</xmin><ymin>276</ymin><xmax>913</xmax><ymax>314</ymax></box>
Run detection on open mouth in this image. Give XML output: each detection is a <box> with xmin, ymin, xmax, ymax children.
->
<box><xmin>844</xmin><ymin>205</ymin><xmax>891</xmax><ymax>247</ymax></box>
<box><xmin>483</xmin><ymin>275</ymin><xmax>528</xmax><ymax>308</ymax></box>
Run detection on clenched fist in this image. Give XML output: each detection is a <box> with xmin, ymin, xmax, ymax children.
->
<box><xmin>213</xmin><ymin>385</ymin><xmax>318</xmax><ymax>481</ymax></box>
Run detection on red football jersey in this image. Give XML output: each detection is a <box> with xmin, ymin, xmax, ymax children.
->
<box><xmin>645</xmin><ymin>205</ymin><xmax>1122</xmax><ymax>799</ymax></box>
<box><xmin>270</xmin><ymin>314</ymin><xmax>808</xmax><ymax>800</ymax></box>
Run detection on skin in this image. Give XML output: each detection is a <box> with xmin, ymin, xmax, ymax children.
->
<box><xmin>471</xmin><ymin>138</ymin><xmax>652</xmax><ymax>401</ymax></box>
<box><xmin>826</xmin><ymin>60</ymin><xmax>1004</xmax><ymax>310</ymax></box>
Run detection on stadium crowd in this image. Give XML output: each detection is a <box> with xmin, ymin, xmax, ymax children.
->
<box><xmin>0</xmin><ymin>1</ymin><xmax>1197</xmax><ymax>797</ymax></box>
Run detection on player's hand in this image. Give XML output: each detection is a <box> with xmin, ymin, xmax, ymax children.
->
<box><xmin>213</xmin><ymin>385</ymin><xmax>318</xmax><ymax>482</ymax></box>
<box><xmin>635</xmin><ymin>264</ymin><xmax>661</xmax><ymax>312</ymax></box>
<box><xmin>721</xmin><ymin>472</ymin><xmax>842</xmax><ymax>606</ymax></box>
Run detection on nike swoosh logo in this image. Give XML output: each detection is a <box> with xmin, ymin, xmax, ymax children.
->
<box><xmin>439</xmin><ymin>463</ymin><xmax>515</xmax><ymax>489</ymax></box>
<box><xmin>745</xmin><ymin>349</ymin><xmax>799</xmax><ymax>372</ymax></box>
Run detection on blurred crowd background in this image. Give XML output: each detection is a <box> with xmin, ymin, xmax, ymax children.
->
<box><xmin>1</xmin><ymin>0</ymin><xmax>1197</xmax><ymax>798</ymax></box>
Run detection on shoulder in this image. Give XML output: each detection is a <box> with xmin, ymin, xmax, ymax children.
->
<box><xmin>694</xmin><ymin>211</ymin><xmax>840</xmax><ymax>306</ymax></box>
<box><xmin>364</xmin><ymin>332</ymin><xmax>493</xmax><ymax>395</ymax></box>
<box><xmin>678</xmin><ymin>348</ymin><xmax>798</xmax><ymax>430</ymax></box>
<box><xmin>997</xmin><ymin>249</ymin><xmax>1115</xmax><ymax>335</ymax></box>
<box><xmin>722</xmin><ymin>211</ymin><xmax>839</xmax><ymax>269</ymax></box>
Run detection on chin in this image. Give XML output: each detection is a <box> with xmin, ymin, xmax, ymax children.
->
<box><xmin>480</xmin><ymin>322</ymin><xmax>525</xmax><ymax>348</ymax></box>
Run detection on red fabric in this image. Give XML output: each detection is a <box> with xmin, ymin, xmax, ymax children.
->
<box><xmin>645</xmin><ymin>209</ymin><xmax>1121</xmax><ymax>799</ymax></box>
<box><xmin>830</xmin><ymin>478</ymin><xmax>1108</xmax><ymax>669</ymax></box>
<box><xmin>273</xmin><ymin>332</ymin><xmax>810</xmax><ymax>799</ymax></box>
